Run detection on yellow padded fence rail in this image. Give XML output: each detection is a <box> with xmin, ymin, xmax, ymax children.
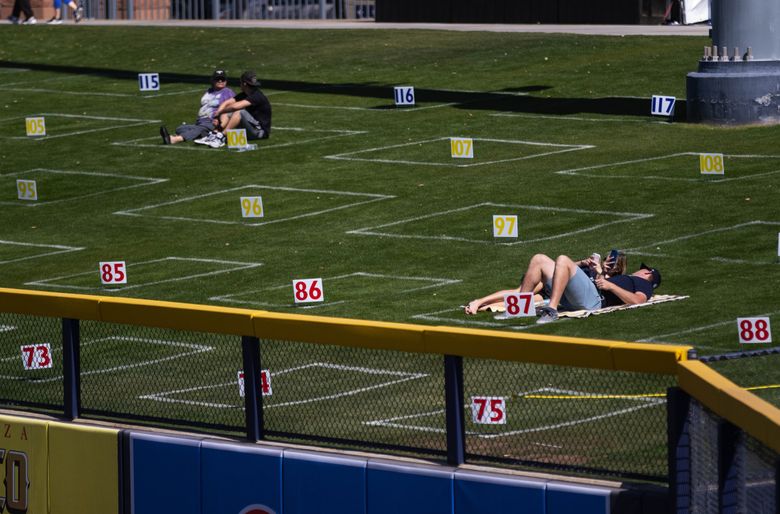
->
<box><xmin>677</xmin><ymin>360</ymin><xmax>780</xmax><ymax>455</ymax></box>
<box><xmin>0</xmin><ymin>287</ymin><xmax>690</xmax><ymax>374</ymax></box>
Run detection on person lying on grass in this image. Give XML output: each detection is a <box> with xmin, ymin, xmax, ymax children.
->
<box><xmin>464</xmin><ymin>253</ymin><xmax>660</xmax><ymax>324</ymax></box>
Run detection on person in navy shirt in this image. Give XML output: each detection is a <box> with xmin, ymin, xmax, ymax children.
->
<box><xmin>465</xmin><ymin>253</ymin><xmax>661</xmax><ymax>325</ymax></box>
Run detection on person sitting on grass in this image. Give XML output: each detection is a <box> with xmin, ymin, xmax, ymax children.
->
<box><xmin>195</xmin><ymin>70</ymin><xmax>272</xmax><ymax>149</ymax></box>
<box><xmin>159</xmin><ymin>69</ymin><xmax>234</xmax><ymax>146</ymax></box>
<box><xmin>464</xmin><ymin>253</ymin><xmax>660</xmax><ymax>324</ymax></box>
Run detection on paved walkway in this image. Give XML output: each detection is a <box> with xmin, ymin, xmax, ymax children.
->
<box><xmin>73</xmin><ymin>19</ymin><xmax>711</xmax><ymax>36</ymax></box>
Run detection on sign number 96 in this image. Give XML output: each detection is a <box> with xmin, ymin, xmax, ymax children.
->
<box><xmin>240</xmin><ymin>196</ymin><xmax>264</xmax><ymax>218</ymax></box>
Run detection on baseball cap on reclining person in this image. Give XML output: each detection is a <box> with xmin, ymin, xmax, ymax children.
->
<box><xmin>240</xmin><ymin>70</ymin><xmax>261</xmax><ymax>87</ymax></box>
<box><xmin>212</xmin><ymin>69</ymin><xmax>227</xmax><ymax>81</ymax></box>
<box><xmin>640</xmin><ymin>263</ymin><xmax>662</xmax><ymax>289</ymax></box>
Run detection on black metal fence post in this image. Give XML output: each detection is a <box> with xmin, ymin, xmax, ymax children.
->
<box><xmin>62</xmin><ymin>318</ymin><xmax>81</xmax><ymax>420</ymax></box>
<box><xmin>241</xmin><ymin>335</ymin><xmax>264</xmax><ymax>442</ymax></box>
<box><xmin>718</xmin><ymin>421</ymin><xmax>740</xmax><ymax>514</ymax></box>
<box><xmin>667</xmin><ymin>386</ymin><xmax>691</xmax><ymax>514</ymax></box>
<box><xmin>444</xmin><ymin>355</ymin><xmax>466</xmax><ymax>466</ymax></box>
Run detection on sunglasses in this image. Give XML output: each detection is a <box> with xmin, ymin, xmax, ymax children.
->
<box><xmin>214</xmin><ymin>77</ymin><xmax>227</xmax><ymax>81</ymax></box>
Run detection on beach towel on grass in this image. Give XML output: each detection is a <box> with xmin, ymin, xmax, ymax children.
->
<box><xmin>484</xmin><ymin>294</ymin><xmax>689</xmax><ymax>319</ymax></box>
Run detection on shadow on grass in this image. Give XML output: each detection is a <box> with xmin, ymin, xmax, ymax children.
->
<box><xmin>0</xmin><ymin>60</ymin><xmax>686</xmax><ymax>121</ymax></box>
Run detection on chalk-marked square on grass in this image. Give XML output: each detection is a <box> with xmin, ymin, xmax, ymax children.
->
<box><xmin>410</xmin><ymin>307</ymin><xmax>548</xmax><ymax>331</ymax></box>
<box><xmin>25</xmin><ymin>257</ymin><xmax>263</xmax><ymax>292</ymax></box>
<box><xmin>628</xmin><ymin>221</ymin><xmax>780</xmax><ymax>266</ymax></box>
<box><xmin>0</xmin><ymin>168</ymin><xmax>168</xmax><ymax>207</ymax></box>
<box><xmin>0</xmin><ymin>113</ymin><xmax>161</xmax><ymax>140</ymax></box>
<box><xmin>364</xmin><ymin>387</ymin><xmax>663</xmax><ymax>439</ymax></box>
<box><xmin>556</xmin><ymin>152</ymin><xmax>780</xmax><ymax>183</ymax></box>
<box><xmin>347</xmin><ymin>202</ymin><xmax>652</xmax><ymax>246</ymax></box>
<box><xmin>111</xmin><ymin>126</ymin><xmax>366</xmax><ymax>151</ymax></box>
<box><xmin>325</xmin><ymin>137</ymin><xmax>593</xmax><ymax>168</ymax></box>
<box><xmin>0</xmin><ymin>336</ymin><xmax>213</xmax><ymax>382</ymax></box>
<box><xmin>0</xmin><ymin>240</ymin><xmax>85</xmax><ymax>265</ymax></box>
<box><xmin>114</xmin><ymin>185</ymin><xmax>394</xmax><ymax>226</ymax></box>
<box><xmin>138</xmin><ymin>361</ymin><xmax>429</xmax><ymax>409</ymax></box>
<box><xmin>210</xmin><ymin>271</ymin><xmax>461</xmax><ymax>310</ymax></box>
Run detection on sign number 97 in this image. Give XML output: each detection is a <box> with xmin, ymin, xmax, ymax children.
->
<box><xmin>293</xmin><ymin>278</ymin><xmax>324</xmax><ymax>303</ymax></box>
<box><xmin>493</xmin><ymin>215</ymin><xmax>518</xmax><ymax>238</ymax></box>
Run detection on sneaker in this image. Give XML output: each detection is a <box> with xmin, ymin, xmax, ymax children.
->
<box><xmin>194</xmin><ymin>132</ymin><xmax>215</xmax><ymax>145</ymax></box>
<box><xmin>536</xmin><ymin>306</ymin><xmax>559</xmax><ymax>325</ymax></box>
<box><xmin>22</xmin><ymin>16</ymin><xmax>37</xmax><ymax>24</ymax></box>
<box><xmin>47</xmin><ymin>17</ymin><xmax>62</xmax><ymax>24</ymax></box>
<box><xmin>7</xmin><ymin>15</ymin><xmax>19</xmax><ymax>24</ymax></box>
<box><xmin>74</xmin><ymin>5</ymin><xmax>83</xmax><ymax>21</ymax></box>
<box><xmin>159</xmin><ymin>125</ymin><xmax>171</xmax><ymax>145</ymax></box>
<box><xmin>207</xmin><ymin>132</ymin><xmax>226</xmax><ymax>148</ymax></box>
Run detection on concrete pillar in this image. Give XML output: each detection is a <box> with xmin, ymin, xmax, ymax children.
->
<box><xmin>687</xmin><ymin>0</ymin><xmax>780</xmax><ymax>124</ymax></box>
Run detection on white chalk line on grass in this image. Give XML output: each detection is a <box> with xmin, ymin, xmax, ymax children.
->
<box><xmin>556</xmin><ymin>152</ymin><xmax>780</xmax><ymax>183</ymax></box>
<box><xmin>3</xmin><ymin>113</ymin><xmax>161</xmax><ymax>140</ymax></box>
<box><xmin>325</xmin><ymin>136</ymin><xmax>594</xmax><ymax>168</ymax></box>
<box><xmin>210</xmin><ymin>271</ymin><xmax>461</xmax><ymax>310</ymax></box>
<box><xmin>491</xmin><ymin>112</ymin><xmax>670</xmax><ymax>124</ymax></box>
<box><xmin>0</xmin><ymin>168</ymin><xmax>168</xmax><ymax>207</ymax></box>
<box><xmin>626</xmin><ymin>221</ymin><xmax>780</xmax><ymax>253</ymax></box>
<box><xmin>139</xmin><ymin>361</ymin><xmax>429</xmax><ymax>410</ymax></box>
<box><xmin>25</xmin><ymin>256</ymin><xmax>263</xmax><ymax>292</ymax></box>
<box><xmin>348</xmin><ymin>202</ymin><xmax>653</xmax><ymax>246</ymax></box>
<box><xmin>0</xmin><ymin>336</ymin><xmax>213</xmax><ymax>382</ymax></box>
<box><xmin>0</xmin><ymin>325</ymin><xmax>16</xmax><ymax>333</ymax></box>
<box><xmin>364</xmin><ymin>387</ymin><xmax>663</xmax><ymax>439</ymax></box>
<box><xmin>274</xmin><ymin>101</ymin><xmax>458</xmax><ymax>112</ymax></box>
<box><xmin>638</xmin><ymin>309</ymin><xmax>780</xmax><ymax>345</ymax></box>
<box><xmin>111</xmin><ymin>126</ymin><xmax>366</xmax><ymax>152</ymax></box>
<box><xmin>0</xmin><ymin>239</ymin><xmax>85</xmax><ymax>265</ymax></box>
<box><xmin>114</xmin><ymin>184</ymin><xmax>395</xmax><ymax>227</ymax></box>
<box><xmin>410</xmin><ymin>307</ymin><xmax>565</xmax><ymax>331</ymax></box>
<box><xmin>8</xmin><ymin>87</ymin><xmax>203</xmax><ymax>99</ymax></box>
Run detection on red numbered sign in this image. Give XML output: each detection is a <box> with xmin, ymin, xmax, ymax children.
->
<box><xmin>737</xmin><ymin>317</ymin><xmax>772</xmax><ymax>344</ymax></box>
<box><xmin>292</xmin><ymin>278</ymin><xmax>324</xmax><ymax>304</ymax></box>
<box><xmin>471</xmin><ymin>396</ymin><xmax>506</xmax><ymax>425</ymax></box>
<box><xmin>503</xmin><ymin>292</ymin><xmax>535</xmax><ymax>318</ymax></box>
<box><xmin>20</xmin><ymin>343</ymin><xmax>53</xmax><ymax>370</ymax></box>
<box><xmin>237</xmin><ymin>370</ymin><xmax>272</xmax><ymax>397</ymax></box>
<box><xmin>99</xmin><ymin>261</ymin><xmax>127</xmax><ymax>285</ymax></box>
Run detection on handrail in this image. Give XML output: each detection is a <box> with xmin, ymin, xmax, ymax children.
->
<box><xmin>0</xmin><ymin>287</ymin><xmax>690</xmax><ymax>374</ymax></box>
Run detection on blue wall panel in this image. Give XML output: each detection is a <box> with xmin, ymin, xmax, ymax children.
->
<box><xmin>130</xmin><ymin>433</ymin><xmax>202</xmax><ymax>514</ymax></box>
<box><xmin>367</xmin><ymin>460</ymin><xmax>454</xmax><ymax>514</ymax></box>
<box><xmin>283</xmin><ymin>450</ymin><xmax>367</xmax><ymax>514</ymax></box>
<box><xmin>201</xmin><ymin>441</ymin><xmax>283</xmax><ymax>514</ymax></box>
<box><xmin>454</xmin><ymin>470</ymin><xmax>546</xmax><ymax>514</ymax></box>
<box><xmin>546</xmin><ymin>483</ymin><xmax>610</xmax><ymax>514</ymax></box>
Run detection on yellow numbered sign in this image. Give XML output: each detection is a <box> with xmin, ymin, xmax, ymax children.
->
<box><xmin>450</xmin><ymin>137</ymin><xmax>474</xmax><ymax>159</ymax></box>
<box><xmin>16</xmin><ymin>179</ymin><xmax>37</xmax><ymax>201</ymax></box>
<box><xmin>25</xmin><ymin>117</ymin><xmax>46</xmax><ymax>137</ymax></box>
<box><xmin>699</xmin><ymin>153</ymin><xmax>725</xmax><ymax>175</ymax></box>
<box><xmin>226</xmin><ymin>129</ymin><xmax>248</xmax><ymax>149</ymax></box>
<box><xmin>492</xmin><ymin>215</ymin><xmax>518</xmax><ymax>238</ymax></box>
<box><xmin>240</xmin><ymin>196</ymin><xmax>264</xmax><ymax>218</ymax></box>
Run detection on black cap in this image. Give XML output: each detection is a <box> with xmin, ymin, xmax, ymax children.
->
<box><xmin>240</xmin><ymin>70</ymin><xmax>260</xmax><ymax>87</ymax></box>
<box><xmin>640</xmin><ymin>263</ymin><xmax>662</xmax><ymax>289</ymax></box>
<box><xmin>212</xmin><ymin>69</ymin><xmax>227</xmax><ymax>81</ymax></box>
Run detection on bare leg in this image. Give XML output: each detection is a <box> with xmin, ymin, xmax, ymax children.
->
<box><xmin>464</xmin><ymin>254</ymin><xmax>554</xmax><ymax>315</ymax></box>
<box><xmin>170</xmin><ymin>134</ymin><xmax>184</xmax><ymax>144</ymax></box>
<box><xmin>223</xmin><ymin>111</ymin><xmax>242</xmax><ymax>131</ymax></box>
<box><xmin>547</xmin><ymin>255</ymin><xmax>578</xmax><ymax>310</ymax></box>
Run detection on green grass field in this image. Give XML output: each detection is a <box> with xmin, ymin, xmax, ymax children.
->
<box><xmin>1</xmin><ymin>25</ymin><xmax>779</xmax><ymax>479</ymax></box>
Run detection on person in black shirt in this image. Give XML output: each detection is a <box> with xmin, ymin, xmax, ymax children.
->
<box><xmin>205</xmin><ymin>70</ymin><xmax>271</xmax><ymax>148</ymax></box>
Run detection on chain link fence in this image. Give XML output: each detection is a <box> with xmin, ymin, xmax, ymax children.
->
<box><xmin>77</xmin><ymin>0</ymin><xmax>373</xmax><ymax>20</ymax></box>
